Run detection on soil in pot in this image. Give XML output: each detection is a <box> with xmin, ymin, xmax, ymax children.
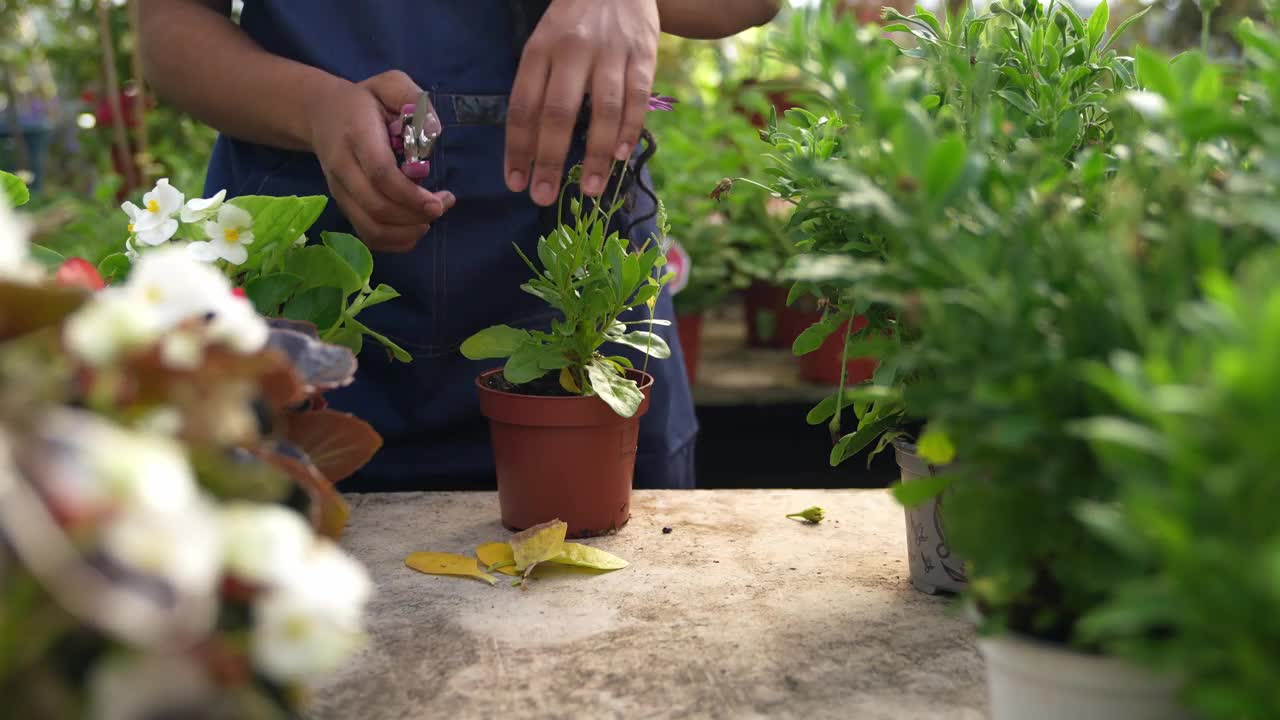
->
<box><xmin>980</xmin><ymin>632</ymin><xmax>1193</xmax><ymax>720</ymax></box>
<box><xmin>675</xmin><ymin>313</ymin><xmax>703</xmax><ymax>386</ymax></box>
<box><xmin>477</xmin><ymin>368</ymin><xmax>653</xmax><ymax>539</ymax></box>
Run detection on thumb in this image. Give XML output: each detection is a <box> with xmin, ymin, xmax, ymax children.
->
<box><xmin>362</xmin><ymin>70</ymin><xmax>424</xmax><ymax>115</ymax></box>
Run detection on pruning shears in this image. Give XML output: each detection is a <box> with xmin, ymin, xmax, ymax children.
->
<box><xmin>388</xmin><ymin>91</ymin><xmax>442</xmax><ymax>181</ymax></box>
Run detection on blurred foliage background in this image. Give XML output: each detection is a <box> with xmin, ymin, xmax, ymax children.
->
<box><xmin>0</xmin><ymin>0</ymin><xmax>1266</xmax><ymax>300</ymax></box>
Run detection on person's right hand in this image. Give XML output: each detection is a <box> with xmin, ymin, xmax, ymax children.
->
<box><xmin>306</xmin><ymin>70</ymin><xmax>455</xmax><ymax>253</ymax></box>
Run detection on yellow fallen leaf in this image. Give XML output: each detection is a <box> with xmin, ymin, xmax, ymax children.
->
<box><xmin>550</xmin><ymin>542</ymin><xmax>628</xmax><ymax>571</ymax></box>
<box><xmin>475</xmin><ymin>542</ymin><xmax>520</xmax><ymax>576</ymax></box>
<box><xmin>510</xmin><ymin>519</ymin><xmax>567</xmax><ymax>573</ymax></box>
<box><xmin>405</xmin><ymin>552</ymin><xmax>496</xmax><ymax>585</ymax></box>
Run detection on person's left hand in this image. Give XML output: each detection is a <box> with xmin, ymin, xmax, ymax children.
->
<box><xmin>504</xmin><ymin>0</ymin><xmax>660</xmax><ymax>207</ymax></box>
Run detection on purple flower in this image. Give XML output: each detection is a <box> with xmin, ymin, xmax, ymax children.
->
<box><xmin>648</xmin><ymin>95</ymin><xmax>678</xmax><ymax>112</ymax></box>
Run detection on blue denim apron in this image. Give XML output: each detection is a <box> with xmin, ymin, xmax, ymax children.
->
<box><xmin>205</xmin><ymin>0</ymin><xmax>698</xmax><ymax>490</ymax></box>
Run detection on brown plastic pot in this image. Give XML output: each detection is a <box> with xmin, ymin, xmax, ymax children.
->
<box><xmin>797</xmin><ymin>315</ymin><xmax>879</xmax><ymax>386</ymax></box>
<box><xmin>476</xmin><ymin>368</ymin><xmax>653</xmax><ymax>539</ymax></box>
<box><xmin>675</xmin><ymin>313</ymin><xmax>703</xmax><ymax>386</ymax></box>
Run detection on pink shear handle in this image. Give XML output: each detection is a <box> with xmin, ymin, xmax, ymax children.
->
<box><xmin>401</xmin><ymin>160</ymin><xmax>431</xmax><ymax>179</ymax></box>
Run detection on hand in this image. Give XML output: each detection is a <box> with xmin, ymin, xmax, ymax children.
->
<box><xmin>306</xmin><ymin>70</ymin><xmax>456</xmax><ymax>252</ymax></box>
<box><xmin>505</xmin><ymin>0</ymin><xmax>660</xmax><ymax>207</ymax></box>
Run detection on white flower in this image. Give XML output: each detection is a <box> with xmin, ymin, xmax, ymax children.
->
<box><xmin>135</xmin><ymin>406</ymin><xmax>184</xmax><ymax>437</ymax></box>
<box><xmin>63</xmin><ymin>247</ymin><xmax>269</xmax><ymax>366</ymax></box>
<box><xmin>0</xmin><ymin>195</ymin><xmax>42</xmax><ymax>284</ymax></box>
<box><xmin>180</xmin><ymin>189</ymin><xmax>227</xmax><ymax>223</ymax></box>
<box><xmin>88</xmin><ymin>652</ymin><xmax>214</xmax><ymax>720</ymax></box>
<box><xmin>1125</xmin><ymin>91</ymin><xmax>1170</xmax><ymax>120</ymax></box>
<box><xmin>159</xmin><ymin>328</ymin><xmax>205</xmax><ymax>369</ymax></box>
<box><xmin>251</xmin><ymin>539</ymin><xmax>373</xmax><ymax>682</ymax></box>
<box><xmin>41</xmin><ymin>411</ymin><xmax>201</xmax><ymax>516</ymax></box>
<box><xmin>189</xmin><ymin>204</ymin><xmax>255</xmax><ymax>265</ymax></box>
<box><xmin>207</xmin><ymin>290</ymin><xmax>269</xmax><ymax>353</ymax></box>
<box><xmin>63</xmin><ymin>292</ymin><xmax>155</xmax><ymax>366</ymax></box>
<box><xmin>122</xmin><ymin>178</ymin><xmax>184</xmax><ymax>246</ymax></box>
<box><xmin>293</xmin><ymin>233</ymin><xmax>308</xmax><ymax>247</ymax></box>
<box><xmin>220</xmin><ymin>502</ymin><xmax>312</xmax><ymax>586</ymax></box>
<box><xmin>102</xmin><ymin>497</ymin><xmax>222</xmax><ymax>598</ymax></box>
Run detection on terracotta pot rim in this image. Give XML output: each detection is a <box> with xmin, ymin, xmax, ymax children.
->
<box><xmin>475</xmin><ymin>367</ymin><xmax>655</xmax><ymax>400</ymax></box>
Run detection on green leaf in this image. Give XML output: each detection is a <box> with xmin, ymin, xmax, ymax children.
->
<box><xmin>97</xmin><ymin>254</ymin><xmax>132</xmax><ymax>285</ymax></box>
<box><xmin>284</xmin><ymin>245</ymin><xmax>362</xmax><ymax>296</ymax></box>
<box><xmin>996</xmin><ymin>89</ymin><xmax>1038</xmax><ymax>117</ymax></box>
<box><xmin>353</xmin><ymin>284</ymin><xmax>400</xmax><ymax>316</ymax></box>
<box><xmin>830</xmin><ymin>413</ymin><xmax>900</xmax><ymax>466</ymax></box>
<box><xmin>891</xmin><ymin>473</ymin><xmax>952</xmax><ymax>508</ymax></box>
<box><xmin>326</xmin><ymin>325</ymin><xmax>365</xmax><ymax>355</ymax></box>
<box><xmin>916</xmin><ymin>428</ymin><xmax>956</xmax><ymax>465</ymax></box>
<box><xmin>244</xmin><ymin>272</ymin><xmax>303</xmax><ymax>316</ymax></box>
<box><xmin>1190</xmin><ymin>64</ymin><xmax>1222</xmax><ymax>105</ymax></box>
<box><xmin>0</xmin><ymin>171</ymin><xmax>30</xmax><ymax>207</ymax></box>
<box><xmin>1135</xmin><ymin>47</ymin><xmax>1178</xmax><ymax>101</ymax></box>
<box><xmin>504</xmin><ymin>341</ymin><xmax>549</xmax><ymax>384</ymax></box>
<box><xmin>609</xmin><ymin>330</ymin><xmax>671</xmax><ymax>359</ymax></box>
<box><xmin>346</xmin><ymin>317</ymin><xmax>412</xmax><ymax>362</ymax></box>
<box><xmin>1086</xmin><ymin>0</ymin><xmax>1109</xmax><ymax>52</ymax></box>
<box><xmin>228</xmin><ymin>195</ymin><xmax>327</xmax><ymax>264</ymax></box>
<box><xmin>461</xmin><ymin>325</ymin><xmax>531</xmax><ymax>360</ymax></box>
<box><xmin>282</xmin><ymin>286</ymin><xmax>344</xmax><ymax>331</ymax></box>
<box><xmin>1100</xmin><ymin>4</ymin><xmax>1153</xmax><ymax>55</ymax></box>
<box><xmin>29</xmin><ymin>245</ymin><xmax>65</xmax><ymax>270</ymax></box>
<box><xmin>792</xmin><ymin>314</ymin><xmax>843</xmax><ymax>356</ymax></box>
<box><xmin>585</xmin><ymin>359</ymin><xmax>645</xmax><ymax>418</ymax></box>
<box><xmin>806</xmin><ymin>386</ymin><xmax>898</xmax><ymax>425</ymax></box>
<box><xmin>322</xmin><ymin>232</ymin><xmax>374</xmax><ymax>288</ymax></box>
<box><xmin>1067</xmin><ymin>417</ymin><xmax>1170</xmax><ymax>457</ymax></box>
<box><xmin>923</xmin><ymin>133</ymin><xmax>968</xmax><ymax>203</ymax></box>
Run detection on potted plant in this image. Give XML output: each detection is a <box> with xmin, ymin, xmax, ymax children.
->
<box><xmin>30</xmin><ymin>176</ymin><xmax>414</xmax><ymax>364</ymax></box>
<box><xmin>0</xmin><ymin>172</ymin><xmax>385</xmax><ymax>718</ymax></box>
<box><xmin>822</xmin><ymin>3</ymin><xmax>1270</xmax><ymax>716</ymax></box>
<box><xmin>461</xmin><ymin>171</ymin><xmax>672</xmax><ymax>538</ymax></box>
<box><xmin>1073</xmin><ymin>248</ymin><xmax>1280</xmax><ymax>720</ymax></box>
<box><xmin>737</xmin><ymin>0</ymin><xmax>1151</xmax><ymax>593</ymax></box>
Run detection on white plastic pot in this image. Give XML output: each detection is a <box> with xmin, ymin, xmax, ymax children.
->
<box><xmin>894</xmin><ymin>440</ymin><xmax>966</xmax><ymax>594</ymax></box>
<box><xmin>979</xmin><ymin>632</ymin><xmax>1194</xmax><ymax>720</ymax></box>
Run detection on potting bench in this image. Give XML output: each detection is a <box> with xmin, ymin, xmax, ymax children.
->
<box><xmin>308</xmin><ymin>489</ymin><xmax>987</xmax><ymax>719</ymax></box>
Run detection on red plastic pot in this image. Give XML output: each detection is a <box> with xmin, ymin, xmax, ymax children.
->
<box><xmin>797</xmin><ymin>316</ymin><xmax>879</xmax><ymax>386</ymax></box>
<box><xmin>675</xmin><ymin>313</ymin><xmax>703</xmax><ymax>386</ymax></box>
<box><xmin>477</xmin><ymin>368</ymin><xmax>653</xmax><ymax>538</ymax></box>
<box><xmin>743</xmin><ymin>282</ymin><xmax>788</xmax><ymax>348</ymax></box>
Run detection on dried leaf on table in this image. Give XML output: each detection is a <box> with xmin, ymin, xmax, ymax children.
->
<box><xmin>475</xmin><ymin>542</ymin><xmax>519</xmax><ymax>576</ymax></box>
<box><xmin>551</xmin><ymin>543</ymin><xmax>628</xmax><ymax>571</ymax></box>
<box><xmin>405</xmin><ymin>552</ymin><xmax>497</xmax><ymax>585</ymax></box>
<box><xmin>509</xmin><ymin>519</ymin><xmax>568</xmax><ymax>575</ymax></box>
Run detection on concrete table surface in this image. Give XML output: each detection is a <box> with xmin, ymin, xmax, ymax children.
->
<box><xmin>309</xmin><ymin>490</ymin><xmax>987</xmax><ymax>720</ymax></box>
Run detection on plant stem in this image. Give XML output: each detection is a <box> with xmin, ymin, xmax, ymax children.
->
<box><xmin>97</xmin><ymin>0</ymin><xmax>139</xmax><ymax>193</ymax></box>
<box><xmin>829</xmin><ymin>308</ymin><xmax>856</xmax><ymax>440</ymax></box>
<box><xmin>1201</xmin><ymin>9</ymin><xmax>1212</xmax><ymax>55</ymax></box>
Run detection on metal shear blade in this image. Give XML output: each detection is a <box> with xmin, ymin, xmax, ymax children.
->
<box><xmin>404</xmin><ymin>92</ymin><xmax>441</xmax><ymax>163</ymax></box>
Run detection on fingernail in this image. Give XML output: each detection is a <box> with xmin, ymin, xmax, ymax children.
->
<box><xmin>533</xmin><ymin>181</ymin><xmax>555</xmax><ymax>206</ymax></box>
<box><xmin>508</xmin><ymin>170</ymin><xmax>527</xmax><ymax>191</ymax></box>
<box><xmin>584</xmin><ymin>174</ymin><xmax>605</xmax><ymax>195</ymax></box>
<box><xmin>440</xmin><ymin>192</ymin><xmax>457</xmax><ymax>209</ymax></box>
<box><xmin>614</xmin><ymin>143</ymin><xmax>633</xmax><ymax>161</ymax></box>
